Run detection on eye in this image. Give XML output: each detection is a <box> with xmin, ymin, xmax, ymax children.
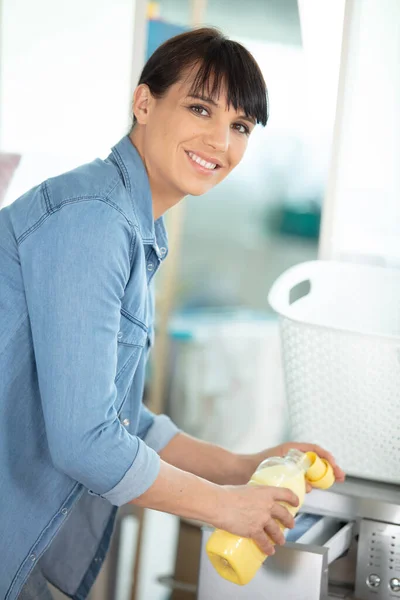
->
<box><xmin>232</xmin><ymin>122</ymin><xmax>250</xmax><ymax>135</ymax></box>
<box><xmin>189</xmin><ymin>104</ymin><xmax>210</xmax><ymax>117</ymax></box>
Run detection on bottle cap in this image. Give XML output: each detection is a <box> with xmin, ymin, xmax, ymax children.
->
<box><xmin>305</xmin><ymin>452</ymin><xmax>326</xmax><ymax>480</ymax></box>
<box><xmin>305</xmin><ymin>452</ymin><xmax>335</xmax><ymax>489</ymax></box>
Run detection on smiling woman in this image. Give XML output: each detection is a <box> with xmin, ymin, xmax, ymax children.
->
<box><xmin>129</xmin><ymin>27</ymin><xmax>269</xmax><ymax>215</ymax></box>
<box><xmin>0</xmin><ymin>23</ymin><xmax>344</xmax><ymax>600</ymax></box>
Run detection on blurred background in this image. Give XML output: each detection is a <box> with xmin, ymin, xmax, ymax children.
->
<box><xmin>1</xmin><ymin>0</ymin><xmax>399</xmax><ymax>599</ymax></box>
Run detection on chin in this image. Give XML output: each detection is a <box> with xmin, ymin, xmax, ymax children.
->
<box><xmin>182</xmin><ymin>180</ymin><xmax>219</xmax><ymax>197</ymax></box>
<box><xmin>186</xmin><ymin>187</ymin><xmax>208</xmax><ymax>197</ymax></box>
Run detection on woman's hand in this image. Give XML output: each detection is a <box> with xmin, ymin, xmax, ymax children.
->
<box><xmin>214</xmin><ymin>484</ymin><xmax>298</xmax><ymax>556</ymax></box>
<box><xmin>264</xmin><ymin>442</ymin><xmax>345</xmax><ymax>487</ymax></box>
<box><xmin>235</xmin><ymin>442</ymin><xmax>346</xmax><ymax>491</ymax></box>
<box><xmin>247</xmin><ymin>442</ymin><xmax>346</xmax><ymax>492</ymax></box>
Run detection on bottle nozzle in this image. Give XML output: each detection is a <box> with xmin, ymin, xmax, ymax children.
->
<box><xmin>286</xmin><ymin>448</ymin><xmax>312</xmax><ymax>470</ymax></box>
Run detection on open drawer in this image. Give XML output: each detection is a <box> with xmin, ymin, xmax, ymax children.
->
<box><xmin>198</xmin><ymin>515</ymin><xmax>355</xmax><ymax>600</ymax></box>
<box><xmin>285</xmin><ymin>512</ymin><xmax>354</xmax><ymax>565</ymax></box>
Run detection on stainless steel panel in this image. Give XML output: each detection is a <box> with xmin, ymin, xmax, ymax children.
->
<box><xmin>355</xmin><ymin>519</ymin><xmax>400</xmax><ymax>600</ymax></box>
<box><xmin>303</xmin><ymin>478</ymin><xmax>400</xmax><ymax>525</ymax></box>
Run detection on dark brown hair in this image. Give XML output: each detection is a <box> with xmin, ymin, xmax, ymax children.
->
<box><xmin>133</xmin><ymin>27</ymin><xmax>268</xmax><ymax>127</ymax></box>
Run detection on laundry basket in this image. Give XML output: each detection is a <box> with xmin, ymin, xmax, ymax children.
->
<box><xmin>268</xmin><ymin>260</ymin><xmax>400</xmax><ymax>484</ymax></box>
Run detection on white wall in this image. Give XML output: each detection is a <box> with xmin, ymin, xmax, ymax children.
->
<box><xmin>297</xmin><ymin>0</ymin><xmax>345</xmax><ymax>194</ymax></box>
<box><xmin>320</xmin><ymin>0</ymin><xmax>400</xmax><ymax>266</ymax></box>
<box><xmin>0</xmin><ymin>0</ymin><xmax>140</xmax><ymax>159</ymax></box>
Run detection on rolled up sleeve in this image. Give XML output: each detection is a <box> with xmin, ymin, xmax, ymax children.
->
<box><xmin>19</xmin><ymin>195</ymin><xmax>160</xmax><ymax>503</ymax></box>
<box><xmin>100</xmin><ymin>437</ymin><xmax>160</xmax><ymax>505</ymax></box>
<box><xmin>100</xmin><ymin>409</ymin><xmax>180</xmax><ymax>506</ymax></box>
<box><xmin>138</xmin><ymin>405</ymin><xmax>181</xmax><ymax>452</ymax></box>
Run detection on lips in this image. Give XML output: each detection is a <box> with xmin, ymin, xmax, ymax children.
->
<box><xmin>188</xmin><ymin>152</ymin><xmax>216</xmax><ymax>170</ymax></box>
<box><xmin>185</xmin><ymin>150</ymin><xmax>223</xmax><ymax>171</ymax></box>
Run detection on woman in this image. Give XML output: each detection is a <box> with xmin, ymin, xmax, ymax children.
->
<box><xmin>0</xmin><ymin>27</ymin><xmax>344</xmax><ymax>599</ymax></box>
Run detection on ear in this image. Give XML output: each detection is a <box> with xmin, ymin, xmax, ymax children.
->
<box><xmin>132</xmin><ymin>84</ymin><xmax>153</xmax><ymax>125</ymax></box>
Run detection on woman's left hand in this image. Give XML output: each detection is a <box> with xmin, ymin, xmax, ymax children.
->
<box><xmin>248</xmin><ymin>441</ymin><xmax>346</xmax><ymax>492</ymax></box>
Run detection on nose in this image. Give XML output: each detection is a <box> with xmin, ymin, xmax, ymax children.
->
<box><xmin>203</xmin><ymin>123</ymin><xmax>230</xmax><ymax>153</ymax></box>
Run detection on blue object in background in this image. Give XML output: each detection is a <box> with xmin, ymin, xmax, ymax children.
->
<box><xmin>147</xmin><ymin>20</ymin><xmax>188</xmax><ymax>60</ymax></box>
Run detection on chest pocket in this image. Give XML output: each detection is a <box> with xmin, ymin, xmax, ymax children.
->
<box><xmin>115</xmin><ymin>312</ymin><xmax>147</xmax><ymax>383</ymax></box>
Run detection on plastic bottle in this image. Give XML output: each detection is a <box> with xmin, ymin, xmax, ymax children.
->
<box><xmin>206</xmin><ymin>449</ymin><xmax>335</xmax><ymax>586</ymax></box>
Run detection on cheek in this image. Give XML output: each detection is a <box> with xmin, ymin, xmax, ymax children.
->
<box><xmin>147</xmin><ymin>121</ymin><xmax>178</xmax><ymax>170</ymax></box>
<box><xmin>228</xmin><ymin>138</ymin><xmax>248</xmax><ymax>171</ymax></box>
<box><xmin>160</xmin><ymin>120</ymin><xmax>191</xmax><ymax>162</ymax></box>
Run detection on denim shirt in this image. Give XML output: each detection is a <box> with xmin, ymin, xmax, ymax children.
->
<box><xmin>0</xmin><ymin>136</ymin><xmax>179</xmax><ymax>599</ymax></box>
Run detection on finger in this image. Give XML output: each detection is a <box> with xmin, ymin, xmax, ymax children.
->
<box><xmin>332</xmin><ymin>463</ymin><xmax>346</xmax><ymax>481</ymax></box>
<box><xmin>310</xmin><ymin>445</ymin><xmax>346</xmax><ymax>481</ymax></box>
<box><xmin>264</xmin><ymin>519</ymin><xmax>285</xmax><ymax>546</ymax></box>
<box><xmin>296</xmin><ymin>443</ymin><xmax>346</xmax><ymax>482</ymax></box>
<box><xmin>310</xmin><ymin>444</ymin><xmax>335</xmax><ymax>465</ymax></box>
<box><xmin>271</xmin><ymin>504</ymin><xmax>295</xmax><ymax>530</ymax></box>
<box><xmin>252</xmin><ymin>531</ymin><xmax>276</xmax><ymax>556</ymax></box>
<box><xmin>272</xmin><ymin>487</ymin><xmax>299</xmax><ymax>508</ymax></box>
<box><xmin>306</xmin><ymin>482</ymin><xmax>313</xmax><ymax>493</ymax></box>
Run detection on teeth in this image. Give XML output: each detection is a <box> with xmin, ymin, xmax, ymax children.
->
<box><xmin>188</xmin><ymin>152</ymin><xmax>217</xmax><ymax>170</ymax></box>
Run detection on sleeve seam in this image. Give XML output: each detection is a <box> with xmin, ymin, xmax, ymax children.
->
<box><xmin>17</xmin><ymin>193</ymin><xmax>136</xmax><ymax>247</ymax></box>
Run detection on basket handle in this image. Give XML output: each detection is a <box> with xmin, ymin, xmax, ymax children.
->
<box><xmin>268</xmin><ymin>261</ymin><xmax>321</xmax><ymax>316</ymax></box>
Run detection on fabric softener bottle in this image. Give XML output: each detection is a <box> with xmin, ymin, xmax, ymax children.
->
<box><xmin>206</xmin><ymin>449</ymin><xmax>335</xmax><ymax>586</ymax></box>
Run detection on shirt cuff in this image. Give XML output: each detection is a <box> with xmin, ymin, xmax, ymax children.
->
<box><xmin>143</xmin><ymin>414</ymin><xmax>181</xmax><ymax>452</ymax></box>
<box><xmin>100</xmin><ymin>438</ymin><xmax>160</xmax><ymax>506</ymax></box>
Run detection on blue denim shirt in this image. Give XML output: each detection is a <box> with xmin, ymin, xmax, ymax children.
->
<box><xmin>0</xmin><ymin>136</ymin><xmax>179</xmax><ymax>599</ymax></box>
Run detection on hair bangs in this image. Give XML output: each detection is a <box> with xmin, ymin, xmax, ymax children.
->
<box><xmin>188</xmin><ymin>41</ymin><xmax>269</xmax><ymax>126</ymax></box>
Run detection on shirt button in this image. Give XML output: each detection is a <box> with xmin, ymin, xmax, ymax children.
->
<box><xmin>61</xmin><ymin>508</ymin><xmax>68</xmax><ymax>515</ymax></box>
<box><xmin>30</xmin><ymin>554</ymin><xmax>36</xmax><ymax>561</ymax></box>
<box><xmin>117</xmin><ymin>331</ymin><xmax>123</xmax><ymax>340</ymax></box>
<box><xmin>160</xmin><ymin>247</ymin><xmax>167</xmax><ymax>255</ymax></box>
<box><xmin>122</xmin><ymin>418</ymin><xmax>130</xmax><ymax>427</ymax></box>
<box><xmin>147</xmin><ymin>263</ymin><xmax>154</xmax><ymax>271</ymax></box>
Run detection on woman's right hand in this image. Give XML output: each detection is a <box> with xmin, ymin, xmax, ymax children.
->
<box><xmin>130</xmin><ymin>460</ymin><xmax>298</xmax><ymax>557</ymax></box>
<box><xmin>214</xmin><ymin>485</ymin><xmax>298</xmax><ymax>556</ymax></box>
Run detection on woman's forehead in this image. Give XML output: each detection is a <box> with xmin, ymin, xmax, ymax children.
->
<box><xmin>175</xmin><ymin>71</ymin><xmax>230</xmax><ymax>106</ymax></box>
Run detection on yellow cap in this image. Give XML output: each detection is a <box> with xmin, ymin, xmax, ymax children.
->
<box><xmin>305</xmin><ymin>453</ymin><xmax>335</xmax><ymax>489</ymax></box>
<box><xmin>305</xmin><ymin>452</ymin><xmax>326</xmax><ymax>480</ymax></box>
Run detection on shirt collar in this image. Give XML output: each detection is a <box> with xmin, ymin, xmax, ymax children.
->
<box><xmin>111</xmin><ymin>135</ymin><xmax>168</xmax><ymax>253</ymax></box>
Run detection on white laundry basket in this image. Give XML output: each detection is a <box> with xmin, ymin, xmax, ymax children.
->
<box><xmin>268</xmin><ymin>260</ymin><xmax>400</xmax><ymax>484</ymax></box>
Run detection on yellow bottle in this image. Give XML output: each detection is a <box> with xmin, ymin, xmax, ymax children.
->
<box><xmin>206</xmin><ymin>449</ymin><xmax>335</xmax><ymax>586</ymax></box>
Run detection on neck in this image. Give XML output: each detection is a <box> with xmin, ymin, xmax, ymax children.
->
<box><xmin>129</xmin><ymin>127</ymin><xmax>184</xmax><ymax>220</ymax></box>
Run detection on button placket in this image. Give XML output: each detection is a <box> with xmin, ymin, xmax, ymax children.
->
<box><xmin>154</xmin><ymin>243</ymin><xmax>167</xmax><ymax>260</ymax></box>
<box><xmin>146</xmin><ymin>248</ymin><xmax>160</xmax><ymax>283</ymax></box>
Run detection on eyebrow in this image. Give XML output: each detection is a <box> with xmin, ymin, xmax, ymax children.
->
<box><xmin>187</xmin><ymin>94</ymin><xmax>256</xmax><ymax>125</ymax></box>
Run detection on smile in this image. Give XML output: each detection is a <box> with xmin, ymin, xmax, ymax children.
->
<box><xmin>186</xmin><ymin>151</ymin><xmax>219</xmax><ymax>171</ymax></box>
